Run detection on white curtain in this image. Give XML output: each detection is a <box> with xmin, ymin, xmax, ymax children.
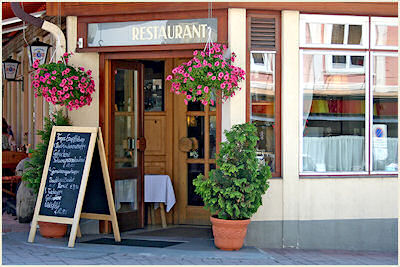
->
<box><xmin>303</xmin><ymin>136</ymin><xmax>398</xmax><ymax>172</ymax></box>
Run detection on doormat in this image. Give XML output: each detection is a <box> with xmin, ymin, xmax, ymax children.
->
<box><xmin>134</xmin><ymin>226</ymin><xmax>212</xmax><ymax>239</ymax></box>
<box><xmin>81</xmin><ymin>238</ymin><xmax>183</xmax><ymax>248</ymax></box>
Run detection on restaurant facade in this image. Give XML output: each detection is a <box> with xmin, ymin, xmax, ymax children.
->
<box><xmin>3</xmin><ymin>2</ymin><xmax>398</xmax><ymax>251</ymax></box>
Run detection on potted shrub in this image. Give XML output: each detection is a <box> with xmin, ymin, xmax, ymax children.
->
<box><xmin>167</xmin><ymin>43</ymin><xmax>246</xmax><ymax>106</ymax></box>
<box><xmin>21</xmin><ymin>110</ymin><xmax>71</xmax><ymax>237</ymax></box>
<box><xmin>193</xmin><ymin>122</ymin><xmax>271</xmax><ymax>251</ymax></box>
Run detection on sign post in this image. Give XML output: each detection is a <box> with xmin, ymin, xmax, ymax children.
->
<box><xmin>28</xmin><ymin>126</ymin><xmax>120</xmax><ymax>248</ymax></box>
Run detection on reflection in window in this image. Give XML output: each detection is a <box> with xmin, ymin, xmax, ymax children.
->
<box><xmin>251</xmin><ymin>53</ymin><xmax>274</xmax><ymax>73</ymax></box>
<box><xmin>115</xmin><ymin>69</ymin><xmax>133</xmax><ymax>112</ymax></box>
<box><xmin>187</xmin><ymin>164</ymin><xmax>204</xmax><ymax>206</ymax></box>
<box><xmin>188</xmin><ymin>101</ymin><xmax>204</xmax><ymax>111</ymax></box>
<box><xmin>143</xmin><ymin>61</ymin><xmax>164</xmax><ymax>112</ymax></box>
<box><xmin>210</xmin><ymin>116</ymin><xmax>216</xmax><ymax>159</ymax></box>
<box><xmin>331</xmin><ymin>24</ymin><xmax>345</xmax><ymax>44</ymax></box>
<box><xmin>250</xmin><ymin>52</ymin><xmax>276</xmax><ymax>172</ymax></box>
<box><xmin>302</xmin><ymin>15</ymin><xmax>367</xmax><ymax>47</ymax></box>
<box><xmin>187</xmin><ymin>116</ymin><xmax>204</xmax><ymax>159</ymax></box>
<box><xmin>348</xmin><ymin>25</ymin><xmax>362</xmax><ymax>44</ymax></box>
<box><xmin>302</xmin><ymin>53</ymin><xmax>366</xmax><ymax>172</ymax></box>
<box><xmin>372</xmin><ymin>18</ymin><xmax>398</xmax><ymax>48</ymax></box>
<box><xmin>301</xmin><ymin>14</ymin><xmax>397</xmax><ymax>175</ymax></box>
<box><xmin>115</xmin><ymin>179</ymin><xmax>137</xmax><ymax>212</ymax></box>
<box><xmin>327</xmin><ymin>54</ymin><xmax>365</xmax><ymax>73</ymax></box>
<box><xmin>372</xmin><ymin>54</ymin><xmax>398</xmax><ymax>172</ymax></box>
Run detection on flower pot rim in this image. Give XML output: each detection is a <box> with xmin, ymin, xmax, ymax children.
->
<box><xmin>210</xmin><ymin>215</ymin><xmax>251</xmax><ymax>222</ymax></box>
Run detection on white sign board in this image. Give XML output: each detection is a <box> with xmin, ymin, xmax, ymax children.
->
<box><xmin>372</xmin><ymin>124</ymin><xmax>387</xmax><ymax>161</ymax></box>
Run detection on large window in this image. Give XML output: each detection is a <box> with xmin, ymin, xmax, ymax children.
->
<box><xmin>300</xmin><ymin>15</ymin><xmax>397</xmax><ymax>175</ymax></box>
<box><xmin>248</xmin><ymin>13</ymin><xmax>281</xmax><ymax>176</ymax></box>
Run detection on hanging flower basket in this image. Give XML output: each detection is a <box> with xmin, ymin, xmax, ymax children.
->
<box><xmin>31</xmin><ymin>52</ymin><xmax>95</xmax><ymax>111</ymax></box>
<box><xmin>167</xmin><ymin>43</ymin><xmax>245</xmax><ymax>106</ymax></box>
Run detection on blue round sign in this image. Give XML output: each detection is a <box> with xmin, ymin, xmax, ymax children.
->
<box><xmin>375</xmin><ymin>128</ymin><xmax>384</xmax><ymax>138</ymax></box>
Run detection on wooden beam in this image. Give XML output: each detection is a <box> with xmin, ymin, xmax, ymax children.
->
<box><xmin>47</xmin><ymin>2</ymin><xmax>397</xmax><ymax>17</ymax></box>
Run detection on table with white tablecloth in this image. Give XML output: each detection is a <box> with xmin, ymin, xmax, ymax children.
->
<box><xmin>144</xmin><ymin>174</ymin><xmax>176</xmax><ymax>228</ymax></box>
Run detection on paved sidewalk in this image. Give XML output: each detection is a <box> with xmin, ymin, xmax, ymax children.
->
<box><xmin>2</xmin><ymin>214</ymin><xmax>397</xmax><ymax>265</ymax></box>
<box><xmin>2</xmin><ymin>230</ymin><xmax>397</xmax><ymax>265</ymax></box>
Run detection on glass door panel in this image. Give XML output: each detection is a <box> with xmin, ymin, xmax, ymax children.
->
<box><xmin>111</xmin><ymin>61</ymin><xmax>144</xmax><ymax>231</ymax></box>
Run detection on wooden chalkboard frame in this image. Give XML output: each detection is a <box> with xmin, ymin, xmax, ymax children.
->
<box><xmin>28</xmin><ymin>126</ymin><xmax>120</xmax><ymax>247</ymax></box>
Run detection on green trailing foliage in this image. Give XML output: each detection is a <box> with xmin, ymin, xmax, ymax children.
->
<box><xmin>193</xmin><ymin>122</ymin><xmax>271</xmax><ymax>220</ymax></box>
<box><xmin>22</xmin><ymin>110</ymin><xmax>71</xmax><ymax>193</ymax></box>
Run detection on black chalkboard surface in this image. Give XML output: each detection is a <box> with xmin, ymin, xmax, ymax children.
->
<box><xmin>82</xmin><ymin>145</ymin><xmax>109</xmax><ymax>215</ymax></box>
<box><xmin>39</xmin><ymin>132</ymin><xmax>91</xmax><ymax>218</ymax></box>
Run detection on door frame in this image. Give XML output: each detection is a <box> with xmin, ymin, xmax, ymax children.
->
<box><xmin>99</xmin><ymin>51</ymin><xmax>222</xmax><ymax>228</ymax></box>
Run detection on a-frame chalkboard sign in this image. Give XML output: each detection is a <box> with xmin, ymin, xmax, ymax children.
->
<box><xmin>28</xmin><ymin>126</ymin><xmax>121</xmax><ymax>248</ymax></box>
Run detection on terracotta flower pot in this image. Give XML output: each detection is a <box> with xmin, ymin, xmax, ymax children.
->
<box><xmin>38</xmin><ymin>221</ymin><xmax>67</xmax><ymax>238</ymax></box>
<box><xmin>210</xmin><ymin>216</ymin><xmax>251</xmax><ymax>251</ymax></box>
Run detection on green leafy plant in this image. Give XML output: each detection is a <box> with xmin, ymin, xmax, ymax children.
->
<box><xmin>193</xmin><ymin>122</ymin><xmax>271</xmax><ymax>220</ymax></box>
<box><xmin>22</xmin><ymin>110</ymin><xmax>71</xmax><ymax>193</ymax></box>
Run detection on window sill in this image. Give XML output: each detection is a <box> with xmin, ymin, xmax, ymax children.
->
<box><xmin>299</xmin><ymin>174</ymin><xmax>397</xmax><ymax>179</ymax></box>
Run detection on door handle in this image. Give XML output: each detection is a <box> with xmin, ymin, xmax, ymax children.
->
<box><xmin>137</xmin><ymin>137</ymin><xmax>146</xmax><ymax>152</ymax></box>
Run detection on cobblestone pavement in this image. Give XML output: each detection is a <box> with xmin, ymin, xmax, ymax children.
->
<box><xmin>2</xmin><ymin>231</ymin><xmax>397</xmax><ymax>265</ymax></box>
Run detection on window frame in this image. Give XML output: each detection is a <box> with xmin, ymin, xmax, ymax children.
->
<box><xmin>246</xmin><ymin>11</ymin><xmax>281</xmax><ymax>178</ymax></box>
<box><xmin>371</xmin><ymin>17</ymin><xmax>398</xmax><ymax>50</ymax></box>
<box><xmin>299</xmin><ymin>49</ymin><xmax>369</xmax><ymax>175</ymax></box>
<box><xmin>300</xmin><ymin>14</ymin><xmax>369</xmax><ymax>49</ymax></box>
<box><xmin>299</xmin><ymin>14</ymin><xmax>398</xmax><ymax>177</ymax></box>
<box><xmin>369</xmin><ymin>51</ymin><xmax>398</xmax><ymax>175</ymax></box>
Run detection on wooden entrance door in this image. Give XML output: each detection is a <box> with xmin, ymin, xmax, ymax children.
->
<box><xmin>173</xmin><ymin>58</ymin><xmax>216</xmax><ymax>225</ymax></box>
<box><xmin>111</xmin><ymin>60</ymin><xmax>144</xmax><ymax>231</ymax></box>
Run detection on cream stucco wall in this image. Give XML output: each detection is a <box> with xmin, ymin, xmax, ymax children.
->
<box><xmin>299</xmin><ymin>178</ymin><xmax>398</xmax><ymax>220</ymax></box>
<box><xmin>281</xmin><ymin>10</ymin><xmax>301</xmax><ymax>222</ymax></box>
<box><xmin>66</xmin><ymin>16</ymin><xmax>99</xmax><ymax>127</ymax></box>
<box><xmin>251</xmin><ymin>179</ymin><xmax>283</xmax><ymax>221</ymax></box>
<box><xmin>222</xmin><ymin>9</ymin><xmax>247</xmax><ymax>140</ymax></box>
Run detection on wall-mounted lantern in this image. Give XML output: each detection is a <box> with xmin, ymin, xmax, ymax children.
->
<box><xmin>2</xmin><ymin>57</ymin><xmax>21</xmax><ymax>81</ymax></box>
<box><xmin>28</xmin><ymin>38</ymin><xmax>52</xmax><ymax>66</ymax></box>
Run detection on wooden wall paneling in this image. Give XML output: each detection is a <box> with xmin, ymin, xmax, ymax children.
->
<box><xmin>165</xmin><ymin>58</ymin><xmax>174</xmax><ymax>225</ymax></box>
<box><xmin>49</xmin><ymin>2</ymin><xmax>397</xmax><ymax>17</ymax></box>
<box><xmin>103</xmin><ymin>50</ymin><xmax>197</xmax><ymax>60</ymax></box>
<box><xmin>144</xmin><ymin>116</ymin><xmax>166</xmax><ymax>155</ymax></box>
<box><xmin>3</xmin><ymin>80</ymin><xmax>8</xmax><ymax>119</ymax></box>
<box><xmin>11</xmin><ymin>53</ymin><xmax>18</xmax><ymax>145</ymax></box>
<box><xmin>99</xmin><ymin>53</ymin><xmax>106</xmax><ymax>156</ymax></box>
<box><xmin>172</xmin><ymin>58</ymin><xmax>187</xmax><ymax>224</ymax></box>
<box><xmin>7</xmin><ymin>82</ymin><xmax>11</xmax><ymax>124</ymax></box>
<box><xmin>77</xmin><ymin>45</ymin><xmax>226</xmax><ymax>54</ymax></box>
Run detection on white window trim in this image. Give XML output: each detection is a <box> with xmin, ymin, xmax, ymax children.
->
<box><xmin>300</xmin><ymin>14</ymin><xmax>369</xmax><ymax>49</ymax></box>
<box><xmin>371</xmin><ymin>17</ymin><xmax>398</xmax><ymax>50</ymax></box>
